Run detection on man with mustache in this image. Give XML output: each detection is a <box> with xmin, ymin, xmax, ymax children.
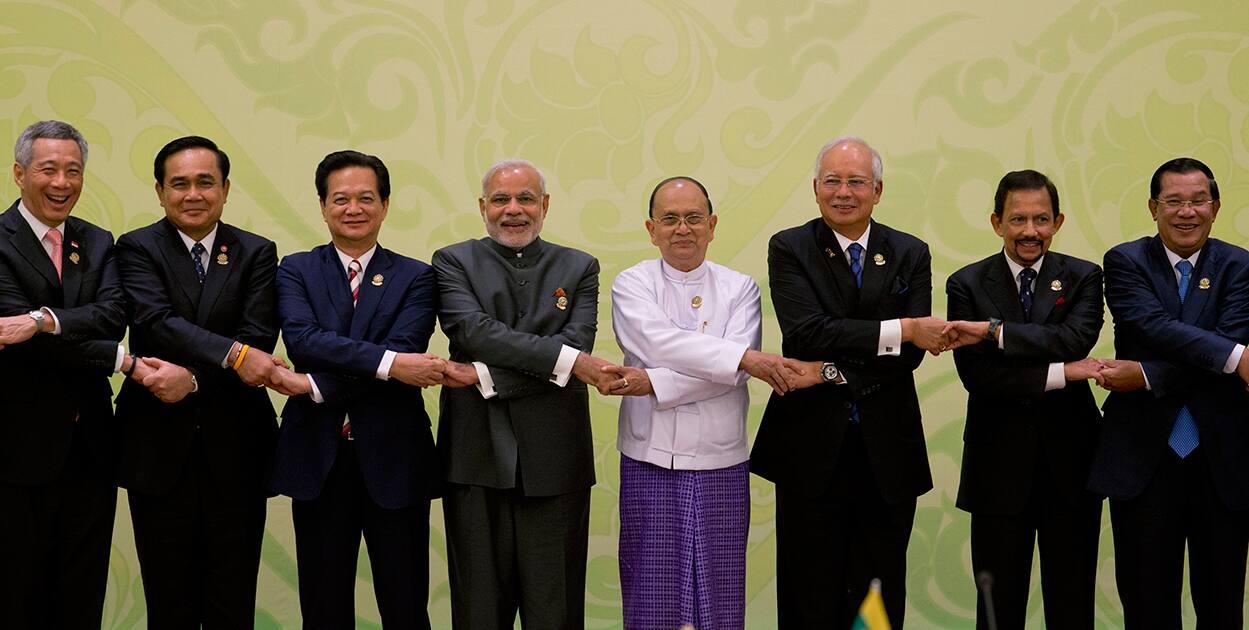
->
<box><xmin>943</xmin><ymin>169</ymin><xmax>1106</xmax><ymax>629</ymax></box>
<box><xmin>432</xmin><ymin>159</ymin><xmax>614</xmax><ymax>629</ymax></box>
<box><xmin>1089</xmin><ymin>157</ymin><xmax>1249</xmax><ymax>628</ymax></box>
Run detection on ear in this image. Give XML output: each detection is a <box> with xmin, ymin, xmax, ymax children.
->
<box><xmin>540</xmin><ymin>193</ymin><xmax>550</xmax><ymax>219</ymax></box>
<box><xmin>707</xmin><ymin>214</ymin><xmax>718</xmax><ymax>243</ymax></box>
<box><xmin>154</xmin><ymin>181</ymin><xmax>165</xmax><ymax>206</ymax></box>
<box><xmin>478</xmin><ymin>196</ymin><xmax>487</xmax><ymax>220</ymax></box>
<box><xmin>221</xmin><ymin>178</ymin><xmax>230</xmax><ymax>203</ymax></box>
<box><xmin>1052</xmin><ymin>212</ymin><xmax>1065</xmax><ymax>232</ymax></box>
<box><xmin>990</xmin><ymin>212</ymin><xmax>1005</xmax><ymax>237</ymax></box>
<box><xmin>12</xmin><ymin>162</ymin><xmax>23</xmax><ymax>190</ymax></box>
<box><xmin>1148</xmin><ymin>198</ymin><xmax>1159</xmax><ymax>222</ymax></box>
<box><xmin>646</xmin><ymin>218</ymin><xmax>659</xmax><ymax>246</ymax></box>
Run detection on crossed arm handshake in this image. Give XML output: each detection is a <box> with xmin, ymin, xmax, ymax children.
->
<box><xmin>568</xmin><ymin>348</ymin><xmax>821</xmax><ymax>398</ymax></box>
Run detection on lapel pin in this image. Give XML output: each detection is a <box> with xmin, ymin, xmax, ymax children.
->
<box><xmin>69</xmin><ymin>252</ymin><xmax>80</xmax><ymax>264</ymax></box>
<box><xmin>216</xmin><ymin>253</ymin><xmax>229</xmax><ymax>265</ymax></box>
<box><xmin>70</xmin><ymin>240</ymin><xmax>79</xmax><ymax>249</ymax></box>
<box><xmin>691</xmin><ymin>295</ymin><xmax>703</xmax><ymax>308</ymax></box>
<box><xmin>554</xmin><ymin>287</ymin><xmax>568</xmax><ymax>310</ymax></box>
<box><xmin>825</xmin><ymin>248</ymin><xmax>835</xmax><ymax>258</ymax></box>
<box><xmin>1050</xmin><ymin>280</ymin><xmax>1062</xmax><ymax>291</ymax></box>
<box><xmin>1199</xmin><ymin>278</ymin><xmax>1211</xmax><ymax>290</ymax></box>
<box><xmin>873</xmin><ymin>253</ymin><xmax>885</xmax><ymax>266</ymax></box>
<box><xmin>371</xmin><ymin>274</ymin><xmax>384</xmax><ymax>286</ymax></box>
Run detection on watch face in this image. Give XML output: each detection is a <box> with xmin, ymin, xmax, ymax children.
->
<box><xmin>821</xmin><ymin>363</ymin><xmax>838</xmax><ymax>381</ymax></box>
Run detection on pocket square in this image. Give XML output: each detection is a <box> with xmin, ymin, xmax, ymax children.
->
<box><xmin>1055</xmin><ymin>296</ymin><xmax>1066</xmax><ymax>305</ymax></box>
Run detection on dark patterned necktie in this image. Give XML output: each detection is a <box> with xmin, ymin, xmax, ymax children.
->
<box><xmin>848</xmin><ymin>243</ymin><xmax>863</xmax><ymax>288</ymax></box>
<box><xmin>190</xmin><ymin>242</ymin><xmax>206</xmax><ymax>284</ymax></box>
<box><xmin>1018</xmin><ymin>267</ymin><xmax>1036</xmax><ymax>317</ymax></box>
<box><xmin>1169</xmin><ymin>260</ymin><xmax>1198</xmax><ymax>458</ymax></box>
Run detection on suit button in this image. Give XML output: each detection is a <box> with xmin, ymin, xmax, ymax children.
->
<box><xmin>844</xmin><ymin>402</ymin><xmax>853</xmax><ymax>409</ymax></box>
<box><xmin>519</xmin><ymin>311</ymin><xmax>526</xmax><ymax>318</ymax></box>
<box><xmin>519</xmin><ymin>280</ymin><xmax>528</xmax><ymax>286</ymax></box>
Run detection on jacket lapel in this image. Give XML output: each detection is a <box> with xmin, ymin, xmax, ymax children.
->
<box><xmin>318</xmin><ymin>244</ymin><xmax>354</xmax><ymax>333</ymax></box>
<box><xmin>196</xmin><ymin>223</ymin><xmax>239</xmax><ymax>324</ymax></box>
<box><xmin>1030</xmin><ymin>253</ymin><xmax>1065</xmax><ymax>324</ymax></box>
<box><xmin>59</xmin><ymin>220</ymin><xmax>86</xmax><ymax>307</ymax></box>
<box><xmin>1183</xmin><ymin>241</ymin><xmax>1220</xmax><ymax>323</ymax></box>
<box><xmin>984</xmin><ymin>254</ymin><xmax>1025</xmax><ymax>322</ymax></box>
<box><xmin>1146</xmin><ymin>236</ymin><xmax>1182</xmax><ymax>317</ymax></box>
<box><xmin>350</xmin><ymin>246</ymin><xmax>394</xmax><ymax>339</ymax></box>
<box><xmin>156</xmin><ymin>219</ymin><xmax>202</xmax><ymax>305</ymax></box>
<box><xmin>858</xmin><ymin>223</ymin><xmax>891</xmax><ymax>310</ymax></box>
<box><xmin>814</xmin><ymin>220</ymin><xmax>857</xmax><ymax>312</ymax></box>
<box><xmin>3</xmin><ymin>205</ymin><xmax>61</xmax><ymax>289</ymax></box>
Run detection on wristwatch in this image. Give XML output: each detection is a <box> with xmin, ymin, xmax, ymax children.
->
<box><xmin>985</xmin><ymin>317</ymin><xmax>1003</xmax><ymax>342</ymax></box>
<box><xmin>821</xmin><ymin>362</ymin><xmax>847</xmax><ymax>385</ymax></box>
<box><xmin>27</xmin><ymin>309</ymin><xmax>47</xmax><ymax>333</ymax></box>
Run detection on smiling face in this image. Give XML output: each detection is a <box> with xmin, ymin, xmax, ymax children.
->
<box><xmin>1150</xmin><ymin>170</ymin><xmax>1220</xmax><ymax>258</ymax></box>
<box><xmin>813</xmin><ymin>141</ymin><xmax>882</xmax><ymax>240</ymax></box>
<box><xmin>646</xmin><ymin>179</ymin><xmax>717</xmax><ymax>272</ymax></box>
<box><xmin>991</xmin><ymin>187</ymin><xmax>1064</xmax><ymax>267</ymax></box>
<box><xmin>322</xmin><ymin>165</ymin><xmax>388</xmax><ymax>255</ymax></box>
<box><xmin>13</xmin><ymin>138</ymin><xmax>84</xmax><ymax>228</ymax></box>
<box><xmin>480</xmin><ymin>164</ymin><xmax>548</xmax><ymax>249</ymax></box>
<box><xmin>156</xmin><ymin>147</ymin><xmax>229</xmax><ymax>241</ymax></box>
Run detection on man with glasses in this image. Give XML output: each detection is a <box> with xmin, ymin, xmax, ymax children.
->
<box><xmin>751</xmin><ymin>136</ymin><xmax>949</xmax><ymax>628</ymax></box>
<box><xmin>1089</xmin><ymin>157</ymin><xmax>1249</xmax><ymax>628</ymax></box>
<box><xmin>604</xmin><ymin>176</ymin><xmax>803</xmax><ymax>629</ymax></box>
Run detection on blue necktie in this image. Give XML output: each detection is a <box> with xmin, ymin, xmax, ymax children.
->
<box><xmin>1018</xmin><ymin>267</ymin><xmax>1036</xmax><ymax>318</ymax></box>
<box><xmin>848</xmin><ymin>243</ymin><xmax>863</xmax><ymax>288</ymax></box>
<box><xmin>190</xmin><ymin>242</ymin><xmax>207</xmax><ymax>284</ymax></box>
<box><xmin>1169</xmin><ymin>259</ymin><xmax>1198</xmax><ymax>458</ymax></box>
<box><xmin>847</xmin><ymin>242</ymin><xmax>863</xmax><ymax>423</ymax></box>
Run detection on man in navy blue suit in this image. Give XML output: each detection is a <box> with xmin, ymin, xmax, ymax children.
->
<box><xmin>1089</xmin><ymin>157</ymin><xmax>1249</xmax><ymax>628</ymax></box>
<box><xmin>267</xmin><ymin>150</ymin><xmax>451</xmax><ymax>628</ymax></box>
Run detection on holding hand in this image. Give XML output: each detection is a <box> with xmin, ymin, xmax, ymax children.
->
<box><xmin>904</xmin><ymin>316</ymin><xmax>953</xmax><ymax>355</ymax></box>
<box><xmin>572</xmin><ymin>352</ymin><xmax>618</xmax><ymax>395</ymax></box>
<box><xmin>389</xmin><ymin>352</ymin><xmax>446</xmax><ymax>387</ymax></box>
<box><xmin>942</xmin><ymin>320</ymin><xmax>992</xmax><ymax>351</ymax></box>
<box><xmin>1096</xmin><ymin>359</ymin><xmax>1146</xmax><ymax>392</ymax></box>
<box><xmin>441</xmin><ymin>360</ymin><xmax>480</xmax><ymax>389</ymax></box>
<box><xmin>599</xmin><ymin>364</ymin><xmax>653</xmax><ymax>396</ymax></box>
<box><xmin>265</xmin><ymin>365</ymin><xmax>312</xmax><ymax>396</ymax></box>
<box><xmin>0</xmin><ymin>313</ymin><xmax>40</xmax><ymax>348</ymax></box>
<box><xmin>139</xmin><ymin>357</ymin><xmax>196</xmax><ymax>403</ymax></box>
<box><xmin>1064</xmin><ymin>357</ymin><xmax>1107</xmax><ymax>386</ymax></box>
<box><xmin>738</xmin><ymin>349</ymin><xmax>805</xmax><ymax>395</ymax></box>
<box><xmin>233</xmin><ymin>345</ymin><xmax>287</xmax><ymax>387</ymax></box>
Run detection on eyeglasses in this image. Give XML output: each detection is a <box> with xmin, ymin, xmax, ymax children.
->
<box><xmin>654</xmin><ymin>213</ymin><xmax>710</xmax><ymax>228</ymax></box>
<box><xmin>1153</xmin><ymin>198</ymin><xmax>1214</xmax><ymax>211</ymax></box>
<box><xmin>820</xmin><ymin>177</ymin><xmax>873</xmax><ymax>191</ymax></box>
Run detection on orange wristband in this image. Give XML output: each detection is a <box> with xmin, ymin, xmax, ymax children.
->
<box><xmin>232</xmin><ymin>344</ymin><xmax>250</xmax><ymax>371</ymax></box>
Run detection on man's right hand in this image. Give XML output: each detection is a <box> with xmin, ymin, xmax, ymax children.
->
<box><xmin>139</xmin><ymin>357</ymin><xmax>196</xmax><ymax>403</ymax></box>
<box><xmin>441</xmin><ymin>360</ymin><xmax>480</xmax><ymax>389</ymax></box>
<box><xmin>739</xmin><ymin>349</ymin><xmax>804</xmax><ymax>395</ymax></box>
<box><xmin>235</xmin><ymin>347</ymin><xmax>288</xmax><ymax>387</ymax></box>
<box><xmin>389</xmin><ymin>352</ymin><xmax>446</xmax><ymax>387</ymax></box>
<box><xmin>1064</xmin><ymin>357</ymin><xmax>1107</xmax><ymax>386</ymax></box>
<box><xmin>266</xmin><ymin>365</ymin><xmax>313</xmax><ymax>396</ymax></box>
<box><xmin>904</xmin><ymin>316</ymin><xmax>952</xmax><ymax>355</ymax></box>
<box><xmin>572</xmin><ymin>352</ymin><xmax>617</xmax><ymax>395</ymax></box>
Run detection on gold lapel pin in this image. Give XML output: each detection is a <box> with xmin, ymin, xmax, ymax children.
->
<box><xmin>69</xmin><ymin>252</ymin><xmax>80</xmax><ymax>264</ymax></box>
<box><xmin>1050</xmin><ymin>280</ymin><xmax>1062</xmax><ymax>291</ymax></box>
<box><xmin>873</xmin><ymin>253</ymin><xmax>885</xmax><ymax>266</ymax></box>
<box><xmin>554</xmin><ymin>287</ymin><xmax>568</xmax><ymax>310</ymax></box>
<box><xmin>216</xmin><ymin>253</ymin><xmax>228</xmax><ymax>265</ymax></box>
<box><xmin>371</xmin><ymin>274</ymin><xmax>384</xmax><ymax>286</ymax></box>
<box><xmin>692</xmin><ymin>295</ymin><xmax>703</xmax><ymax>309</ymax></box>
<box><xmin>1199</xmin><ymin>278</ymin><xmax>1211</xmax><ymax>290</ymax></box>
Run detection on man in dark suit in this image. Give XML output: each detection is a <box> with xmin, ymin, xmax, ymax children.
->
<box><xmin>751</xmin><ymin>136</ymin><xmax>949</xmax><ymax>628</ymax></box>
<box><xmin>432</xmin><ymin>159</ymin><xmax>615</xmax><ymax>629</ymax></box>
<box><xmin>266</xmin><ymin>150</ymin><xmax>447</xmax><ymax>628</ymax></box>
<box><xmin>114</xmin><ymin>135</ymin><xmax>286</xmax><ymax>627</ymax></box>
<box><xmin>943</xmin><ymin>170</ymin><xmax>1105</xmax><ymax>629</ymax></box>
<box><xmin>1089</xmin><ymin>157</ymin><xmax>1249</xmax><ymax>628</ymax></box>
<box><xmin>0</xmin><ymin>120</ymin><xmax>129</xmax><ymax>629</ymax></box>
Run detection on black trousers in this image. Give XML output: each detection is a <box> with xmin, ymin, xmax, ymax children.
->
<box><xmin>292</xmin><ymin>439</ymin><xmax>431</xmax><ymax>629</ymax></box>
<box><xmin>774</xmin><ymin>424</ymin><xmax>917</xmax><ymax>629</ymax></box>
<box><xmin>0</xmin><ymin>423</ymin><xmax>116</xmax><ymax>630</ymax></box>
<box><xmin>443</xmin><ymin>483</ymin><xmax>590</xmax><ymax>630</ymax></box>
<box><xmin>969</xmin><ymin>462</ymin><xmax>1102</xmax><ymax>629</ymax></box>
<box><xmin>128</xmin><ymin>434</ymin><xmax>267</xmax><ymax>629</ymax></box>
<box><xmin>1110</xmin><ymin>446</ymin><xmax>1249</xmax><ymax>629</ymax></box>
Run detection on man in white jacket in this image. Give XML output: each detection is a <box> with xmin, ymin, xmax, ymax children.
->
<box><xmin>605</xmin><ymin>176</ymin><xmax>803</xmax><ymax>630</ymax></box>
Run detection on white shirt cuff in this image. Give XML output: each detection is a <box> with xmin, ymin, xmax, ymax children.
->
<box><xmin>998</xmin><ymin>325</ymin><xmax>1006</xmax><ymax>349</ymax></box>
<box><xmin>1223</xmin><ymin>344</ymin><xmax>1245</xmax><ymax>373</ymax></box>
<box><xmin>113</xmin><ymin>345</ymin><xmax>126</xmax><ymax>372</ymax></box>
<box><xmin>308</xmin><ymin>375</ymin><xmax>325</xmax><ymax>403</ymax></box>
<box><xmin>878</xmin><ymin>319</ymin><xmax>902</xmax><ymax>356</ymax></box>
<box><xmin>44</xmin><ymin>307</ymin><xmax>61</xmax><ymax>335</ymax></box>
<box><xmin>550</xmin><ymin>345</ymin><xmax>580</xmax><ymax>387</ymax></box>
<box><xmin>1141</xmin><ymin>364</ymin><xmax>1151</xmax><ymax>391</ymax></box>
<box><xmin>377</xmin><ymin>350</ymin><xmax>397</xmax><ymax>380</ymax></box>
<box><xmin>1044</xmin><ymin>362</ymin><xmax>1066</xmax><ymax>391</ymax></box>
<box><xmin>473</xmin><ymin>361</ymin><xmax>497</xmax><ymax>399</ymax></box>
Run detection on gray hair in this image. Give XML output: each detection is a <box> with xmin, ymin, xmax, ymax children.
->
<box><xmin>813</xmin><ymin>135</ymin><xmax>881</xmax><ymax>182</ymax></box>
<box><xmin>15</xmin><ymin>120</ymin><xmax>88</xmax><ymax>168</ymax></box>
<box><xmin>480</xmin><ymin>158</ymin><xmax>546</xmax><ymax>196</ymax></box>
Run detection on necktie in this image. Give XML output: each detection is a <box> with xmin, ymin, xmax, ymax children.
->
<box><xmin>1018</xmin><ymin>267</ymin><xmax>1037</xmax><ymax>318</ymax></box>
<box><xmin>847</xmin><ymin>242</ymin><xmax>864</xmax><ymax>423</ymax></box>
<box><xmin>44</xmin><ymin>228</ymin><xmax>63</xmax><ymax>280</ymax></box>
<box><xmin>1169</xmin><ymin>260</ymin><xmax>1198</xmax><ymax>458</ymax></box>
<box><xmin>190</xmin><ymin>242</ymin><xmax>207</xmax><ymax>284</ymax></box>
<box><xmin>848</xmin><ymin>243</ymin><xmax>863</xmax><ymax>288</ymax></box>
<box><xmin>342</xmin><ymin>259</ymin><xmax>364</xmax><ymax>440</ymax></box>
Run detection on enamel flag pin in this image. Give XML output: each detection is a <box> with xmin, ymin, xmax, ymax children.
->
<box><xmin>555</xmin><ymin>287</ymin><xmax>568</xmax><ymax>310</ymax></box>
<box><xmin>1050</xmin><ymin>280</ymin><xmax>1062</xmax><ymax>291</ymax></box>
<box><xmin>216</xmin><ymin>244</ymin><xmax>229</xmax><ymax>265</ymax></box>
<box><xmin>69</xmin><ymin>240</ymin><xmax>80</xmax><ymax>264</ymax></box>
<box><xmin>372</xmin><ymin>274</ymin><xmax>384</xmax><ymax>286</ymax></box>
<box><xmin>1199</xmin><ymin>278</ymin><xmax>1211</xmax><ymax>290</ymax></box>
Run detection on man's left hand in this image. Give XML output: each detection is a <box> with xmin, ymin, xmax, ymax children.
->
<box><xmin>0</xmin><ymin>313</ymin><xmax>40</xmax><ymax>348</ymax></box>
<box><xmin>1097</xmin><ymin>359</ymin><xmax>1146</xmax><ymax>392</ymax></box>
<box><xmin>600</xmin><ymin>364</ymin><xmax>653</xmax><ymax>396</ymax></box>
<box><xmin>139</xmin><ymin>357</ymin><xmax>197</xmax><ymax>403</ymax></box>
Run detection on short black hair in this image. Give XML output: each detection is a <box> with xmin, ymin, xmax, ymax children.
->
<box><xmin>993</xmin><ymin>169</ymin><xmax>1060</xmax><ymax>219</ymax></box>
<box><xmin>1150</xmin><ymin>157</ymin><xmax>1219</xmax><ymax>201</ymax></box>
<box><xmin>154</xmin><ymin>136</ymin><xmax>230</xmax><ymax>184</ymax></box>
<box><xmin>647</xmin><ymin>176</ymin><xmax>713</xmax><ymax>218</ymax></box>
<box><xmin>315</xmin><ymin>150</ymin><xmax>391</xmax><ymax>202</ymax></box>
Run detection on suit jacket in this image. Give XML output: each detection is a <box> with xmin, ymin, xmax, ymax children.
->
<box><xmin>433</xmin><ymin>236</ymin><xmax>598</xmax><ymax>497</ymax></box>
<box><xmin>751</xmin><ymin>218</ymin><xmax>933</xmax><ymax>502</ymax></box>
<box><xmin>0</xmin><ymin>201</ymin><xmax>125</xmax><ymax>485</ymax></box>
<box><xmin>947</xmin><ymin>251</ymin><xmax>1103</xmax><ymax>515</ymax></box>
<box><xmin>268</xmin><ymin>243</ymin><xmax>440</xmax><ymax>508</ymax></box>
<box><xmin>1088</xmin><ymin>236</ymin><xmax>1249</xmax><ymax>509</ymax></box>
<box><xmin>113</xmin><ymin>218</ymin><xmax>279</xmax><ymax>496</ymax></box>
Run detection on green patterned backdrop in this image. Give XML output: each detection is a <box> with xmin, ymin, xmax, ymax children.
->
<box><xmin>3</xmin><ymin>0</ymin><xmax>1248</xmax><ymax>627</ymax></box>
